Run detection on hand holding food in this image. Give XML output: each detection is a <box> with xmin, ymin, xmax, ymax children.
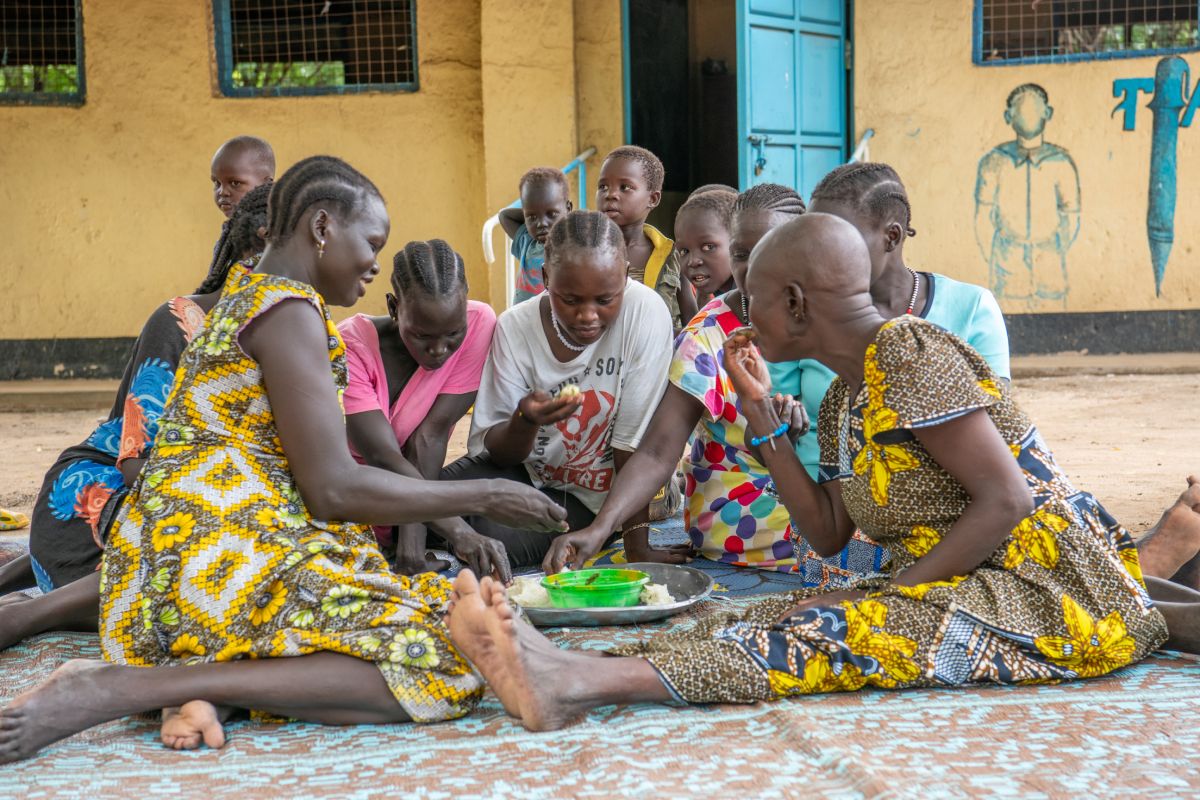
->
<box><xmin>722</xmin><ymin>330</ymin><xmax>771</xmax><ymax>402</ymax></box>
<box><xmin>517</xmin><ymin>387</ymin><xmax>583</xmax><ymax>426</ymax></box>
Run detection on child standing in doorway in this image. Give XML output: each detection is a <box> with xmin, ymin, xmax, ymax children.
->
<box><xmin>498</xmin><ymin>167</ymin><xmax>572</xmax><ymax>305</ymax></box>
<box><xmin>597</xmin><ymin>145</ymin><xmax>695</xmax><ymax>330</ymax></box>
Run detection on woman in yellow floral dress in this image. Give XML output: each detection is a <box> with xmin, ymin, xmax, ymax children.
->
<box><xmin>442</xmin><ymin>213</ymin><xmax>1199</xmax><ymax>732</ymax></box>
<box><xmin>0</xmin><ymin>157</ymin><xmax>569</xmax><ymax>763</ymax></box>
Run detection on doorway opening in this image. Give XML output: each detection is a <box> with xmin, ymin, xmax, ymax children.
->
<box><xmin>626</xmin><ymin>0</ymin><xmax>739</xmax><ymax>236</ymax></box>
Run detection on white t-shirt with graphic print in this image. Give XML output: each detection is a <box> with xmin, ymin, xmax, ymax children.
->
<box><xmin>468</xmin><ymin>280</ymin><xmax>673</xmax><ymax>514</ymax></box>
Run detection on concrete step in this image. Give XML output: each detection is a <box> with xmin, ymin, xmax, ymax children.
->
<box><xmin>1010</xmin><ymin>352</ymin><xmax>1200</xmax><ymax>378</ymax></box>
<box><xmin>0</xmin><ymin>379</ymin><xmax>121</xmax><ymax>412</ymax></box>
<box><xmin>0</xmin><ymin>353</ymin><xmax>1197</xmax><ymax>412</ymax></box>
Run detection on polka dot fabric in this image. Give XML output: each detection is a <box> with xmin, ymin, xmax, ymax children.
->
<box><xmin>669</xmin><ymin>297</ymin><xmax>795</xmax><ymax>571</ymax></box>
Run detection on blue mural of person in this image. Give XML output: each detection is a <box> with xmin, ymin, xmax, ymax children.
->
<box><xmin>974</xmin><ymin>83</ymin><xmax>1080</xmax><ymax>310</ymax></box>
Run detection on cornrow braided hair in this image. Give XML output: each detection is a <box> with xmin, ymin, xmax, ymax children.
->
<box><xmin>603</xmin><ymin>145</ymin><xmax>665</xmax><ymax>192</ymax></box>
<box><xmin>519</xmin><ymin>166</ymin><xmax>570</xmax><ymax>199</ymax></box>
<box><xmin>197</xmin><ymin>182</ymin><xmax>271</xmax><ymax>294</ymax></box>
<box><xmin>689</xmin><ymin>183</ymin><xmax>737</xmax><ymax>198</ymax></box>
<box><xmin>677</xmin><ymin>188</ymin><xmax>738</xmax><ymax>229</ymax></box>
<box><xmin>265</xmin><ymin>155</ymin><xmax>383</xmax><ymax>245</ymax></box>
<box><xmin>543</xmin><ymin>209</ymin><xmax>627</xmax><ymax>273</ymax></box>
<box><xmin>732</xmin><ymin>182</ymin><xmax>807</xmax><ymax>219</ymax></box>
<box><xmin>391</xmin><ymin>239</ymin><xmax>467</xmax><ymax>299</ymax></box>
<box><xmin>809</xmin><ymin>162</ymin><xmax>916</xmax><ymax>237</ymax></box>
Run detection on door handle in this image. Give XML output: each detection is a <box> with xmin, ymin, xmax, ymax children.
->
<box><xmin>748</xmin><ymin>135</ymin><xmax>771</xmax><ymax>176</ymax></box>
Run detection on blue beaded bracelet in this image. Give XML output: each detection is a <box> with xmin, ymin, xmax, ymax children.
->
<box><xmin>749</xmin><ymin>422</ymin><xmax>789</xmax><ymax>447</ymax></box>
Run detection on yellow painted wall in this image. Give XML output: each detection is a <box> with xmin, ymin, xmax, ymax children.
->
<box><xmin>480</xmin><ymin>0</ymin><xmax>580</xmax><ymax>309</ymax></box>
<box><xmin>0</xmin><ymin>0</ymin><xmax>628</xmax><ymax>341</ymax></box>
<box><xmin>574</xmin><ymin>0</ymin><xmax>626</xmax><ymax>181</ymax></box>
<box><xmin>854</xmin><ymin>1</ymin><xmax>1199</xmax><ymax>314</ymax></box>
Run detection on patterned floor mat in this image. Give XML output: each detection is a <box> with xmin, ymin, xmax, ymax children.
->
<box><xmin>2</xmin><ymin>603</ymin><xmax>1198</xmax><ymax>798</ymax></box>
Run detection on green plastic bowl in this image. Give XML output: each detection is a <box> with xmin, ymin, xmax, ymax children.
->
<box><xmin>541</xmin><ymin>568</ymin><xmax>650</xmax><ymax>609</ymax></box>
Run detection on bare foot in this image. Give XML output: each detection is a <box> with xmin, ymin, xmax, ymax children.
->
<box><xmin>1137</xmin><ymin>476</ymin><xmax>1200</xmax><ymax>581</ymax></box>
<box><xmin>446</xmin><ymin>571</ymin><xmax>523</xmax><ymax>719</ymax></box>
<box><xmin>454</xmin><ymin>570</ymin><xmax>598</xmax><ymax>731</ymax></box>
<box><xmin>160</xmin><ymin>701</ymin><xmax>227</xmax><ymax>750</ymax></box>
<box><xmin>0</xmin><ymin>659</ymin><xmax>123</xmax><ymax>763</ymax></box>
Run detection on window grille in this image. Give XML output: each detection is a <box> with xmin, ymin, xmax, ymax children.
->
<box><xmin>975</xmin><ymin>1</ymin><xmax>1200</xmax><ymax>64</ymax></box>
<box><xmin>213</xmin><ymin>0</ymin><xmax>417</xmax><ymax>97</ymax></box>
<box><xmin>0</xmin><ymin>0</ymin><xmax>84</xmax><ymax>105</ymax></box>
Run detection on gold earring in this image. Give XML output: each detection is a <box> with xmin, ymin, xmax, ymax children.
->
<box><xmin>316</xmin><ymin>239</ymin><xmax>326</xmax><ymax>259</ymax></box>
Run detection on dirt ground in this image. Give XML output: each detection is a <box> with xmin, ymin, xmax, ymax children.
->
<box><xmin>2</xmin><ymin>373</ymin><xmax>1197</xmax><ymax>536</ymax></box>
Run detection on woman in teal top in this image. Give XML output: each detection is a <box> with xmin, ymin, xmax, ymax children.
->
<box><xmin>765</xmin><ymin>162</ymin><xmax>1011</xmax><ymax>587</ymax></box>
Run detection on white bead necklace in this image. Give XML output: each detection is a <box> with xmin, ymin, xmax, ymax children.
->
<box><xmin>551</xmin><ymin>307</ymin><xmax>589</xmax><ymax>352</ymax></box>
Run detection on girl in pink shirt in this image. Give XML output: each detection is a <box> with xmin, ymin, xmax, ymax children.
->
<box><xmin>339</xmin><ymin>240</ymin><xmax>501</xmax><ymax>578</ymax></box>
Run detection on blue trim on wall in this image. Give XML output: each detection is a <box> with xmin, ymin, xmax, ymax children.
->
<box><xmin>0</xmin><ymin>0</ymin><xmax>86</xmax><ymax>107</ymax></box>
<box><xmin>972</xmin><ymin>0</ymin><xmax>1200</xmax><ymax>66</ymax></box>
<box><xmin>621</xmin><ymin>0</ymin><xmax>632</xmax><ymax>143</ymax></box>
<box><xmin>211</xmin><ymin>0</ymin><xmax>419</xmax><ymax>98</ymax></box>
<box><xmin>734</xmin><ymin>0</ymin><xmax>747</xmax><ymax>189</ymax></box>
<box><xmin>845</xmin><ymin>0</ymin><xmax>855</xmax><ymax>164</ymax></box>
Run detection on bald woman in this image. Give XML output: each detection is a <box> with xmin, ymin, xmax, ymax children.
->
<box><xmin>443</xmin><ymin>214</ymin><xmax>1200</xmax><ymax>731</ymax></box>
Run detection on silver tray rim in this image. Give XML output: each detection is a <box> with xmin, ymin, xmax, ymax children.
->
<box><xmin>518</xmin><ymin>562</ymin><xmax>715</xmax><ymax>627</ymax></box>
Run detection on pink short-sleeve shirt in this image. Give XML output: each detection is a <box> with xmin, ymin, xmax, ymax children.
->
<box><xmin>339</xmin><ymin>300</ymin><xmax>497</xmax><ymax>452</ymax></box>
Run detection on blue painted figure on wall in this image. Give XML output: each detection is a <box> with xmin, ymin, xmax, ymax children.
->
<box><xmin>974</xmin><ymin>84</ymin><xmax>1080</xmax><ymax>310</ymax></box>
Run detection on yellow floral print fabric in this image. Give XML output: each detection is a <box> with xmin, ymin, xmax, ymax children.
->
<box><xmin>613</xmin><ymin>318</ymin><xmax>1166</xmax><ymax>704</ymax></box>
<box><xmin>98</xmin><ymin>274</ymin><xmax>483</xmax><ymax>722</ymax></box>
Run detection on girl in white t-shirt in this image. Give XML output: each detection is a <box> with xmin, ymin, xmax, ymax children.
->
<box><xmin>456</xmin><ymin>210</ymin><xmax>685</xmax><ymax>567</ymax></box>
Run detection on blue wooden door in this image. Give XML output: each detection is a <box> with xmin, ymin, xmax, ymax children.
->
<box><xmin>736</xmin><ymin>0</ymin><xmax>847</xmax><ymax>199</ymax></box>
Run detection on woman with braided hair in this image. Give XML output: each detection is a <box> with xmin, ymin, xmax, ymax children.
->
<box><xmin>0</xmin><ymin>155</ymin><xmax>568</xmax><ymax>764</ymax></box>
<box><xmin>545</xmin><ymin>183</ymin><xmax>809</xmax><ymax>573</ymax></box>
<box><xmin>0</xmin><ymin>185</ymin><xmax>270</xmax><ymax>619</ymax></box>
<box><xmin>459</xmin><ymin>209</ymin><xmax>677</xmax><ymax>568</ymax></box>
<box><xmin>339</xmin><ymin>239</ymin><xmax>505</xmax><ymax>579</ymax></box>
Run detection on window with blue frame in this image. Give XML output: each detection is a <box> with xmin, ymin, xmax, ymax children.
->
<box><xmin>0</xmin><ymin>0</ymin><xmax>85</xmax><ymax>105</ymax></box>
<box><xmin>975</xmin><ymin>0</ymin><xmax>1199</xmax><ymax>65</ymax></box>
<box><xmin>213</xmin><ymin>1</ymin><xmax>417</xmax><ymax>97</ymax></box>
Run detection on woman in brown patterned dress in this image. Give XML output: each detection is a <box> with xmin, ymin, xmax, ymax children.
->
<box><xmin>445</xmin><ymin>212</ymin><xmax>1200</xmax><ymax>731</ymax></box>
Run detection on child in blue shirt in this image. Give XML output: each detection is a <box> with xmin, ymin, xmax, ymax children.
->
<box><xmin>499</xmin><ymin>167</ymin><xmax>572</xmax><ymax>304</ymax></box>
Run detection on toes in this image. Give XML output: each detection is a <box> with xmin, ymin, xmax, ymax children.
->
<box><xmin>453</xmin><ymin>569</ymin><xmax>480</xmax><ymax>597</ymax></box>
<box><xmin>201</xmin><ymin>723</ymin><xmax>226</xmax><ymax>749</ymax></box>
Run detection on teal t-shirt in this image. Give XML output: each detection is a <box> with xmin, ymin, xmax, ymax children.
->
<box><xmin>767</xmin><ymin>272</ymin><xmax>1010</xmax><ymax>478</ymax></box>
<box><xmin>511</xmin><ymin>224</ymin><xmax>546</xmax><ymax>304</ymax></box>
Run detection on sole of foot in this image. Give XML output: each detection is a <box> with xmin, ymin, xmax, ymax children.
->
<box><xmin>161</xmin><ymin>700</ymin><xmax>227</xmax><ymax>751</ymax></box>
<box><xmin>446</xmin><ymin>571</ymin><xmax>524</xmax><ymax>720</ymax></box>
<box><xmin>472</xmin><ymin>571</ymin><xmax>588</xmax><ymax>731</ymax></box>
